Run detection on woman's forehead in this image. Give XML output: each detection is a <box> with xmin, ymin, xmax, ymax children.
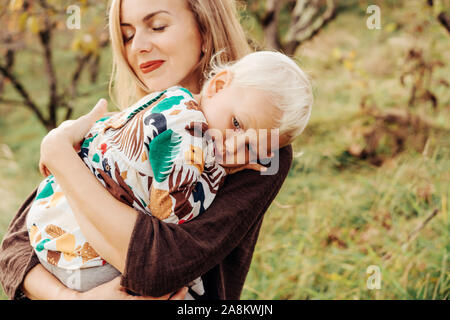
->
<box><xmin>120</xmin><ymin>0</ymin><xmax>189</xmax><ymax>22</ymax></box>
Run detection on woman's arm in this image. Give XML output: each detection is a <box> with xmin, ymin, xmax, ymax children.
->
<box><xmin>0</xmin><ymin>185</ymin><xmax>187</xmax><ymax>300</ymax></box>
<box><xmin>22</xmin><ymin>264</ymin><xmax>80</xmax><ymax>300</ymax></box>
<box><xmin>23</xmin><ymin>265</ymin><xmax>187</xmax><ymax>300</ymax></box>
<box><xmin>45</xmin><ymin>144</ymin><xmax>292</xmax><ymax>296</ymax></box>
<box><xmin>0</xmin><ymin>190</ymin><xmax>40</xmax><ymax>299</ymax></box>
<box><xmin>121</xmin><ymin>146</ymin><xmax>293</xmax><ymax>296</ymax></box>
<box><xmin>45</xmin><ymin>149</ymin><xmax>137</xmax><ymax>272</ymax></box>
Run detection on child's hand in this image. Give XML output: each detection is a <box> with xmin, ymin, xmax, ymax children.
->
<box><xmin>222</xmin><ymin>163</ymin><xmax>268</xmax><ymax>175</ymax></box>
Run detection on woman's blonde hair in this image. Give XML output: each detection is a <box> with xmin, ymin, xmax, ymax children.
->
<box><xmin>108</xmin><ymin>0</ymin><xmax>252</xmax><ymax>110</ymax></box>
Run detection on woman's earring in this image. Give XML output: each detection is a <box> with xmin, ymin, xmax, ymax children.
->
<box><xmin>202</xmin><ymin>47</ymin><xmax>208</xmax><ymax>54</ymax></box>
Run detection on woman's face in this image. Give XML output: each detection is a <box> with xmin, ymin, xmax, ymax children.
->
<box><xmin>120</xmin><ymin>0</ymin><xmax>203</xmax><ymax>93</ymax></box>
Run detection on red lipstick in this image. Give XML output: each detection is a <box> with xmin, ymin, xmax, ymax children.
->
<box><xmin>139</xmin><ymin>60</ymin><xmax>165</xmax><ymax>74</ymax></box>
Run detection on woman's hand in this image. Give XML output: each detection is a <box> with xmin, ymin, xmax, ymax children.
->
<box><xmin>77</xmin><ymin>277</ymin><xmax>188</xmax><ymax>300</ymax></box>
<box><xmin>24</xmin><ymin>263</ymin><xmax>187</xmax><ymax>300</ymax></box>
<box><xmin>39</xmin><ymin>99</ymin><xmax>108</xmax><ymax>177</ymax></box>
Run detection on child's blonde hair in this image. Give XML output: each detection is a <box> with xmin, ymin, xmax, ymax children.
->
<box><xmin>207</xmin><ymin>51</ymin><xmax>313</xmax><ymax>145</ymax></box>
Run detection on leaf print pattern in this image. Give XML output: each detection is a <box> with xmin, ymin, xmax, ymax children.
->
<box><xmin>144</xmin><ymin>113</ymin><xmax>167</xmax><ymax>140</ymax></box>
<box><xmin>104</xmin><ymin>93</ymin><xmax>167</xmax><ymax>160</ymax></box>
<box><xmin>151</xmin><ymin>95</ymin><xmax>185</xmax><ymax>114</ymax></box>
<box><xmin>108</xmin><ymin>109</ymin><xmax>147</xmax><ymax>161</ymax></box>
<box><xmin>149</xmin><ymin>187</ymin><xmax>173</xmax><ymax>220</ymax></box>
<box><xmin>167</xmin><ymin>166</ymin><xmax>196</xmax><ymax>219</ymax></box>
<box><xmin>96</xmin><ymin>161</ymin><xmax>147</xmax><ymax>212</ymax></box>
<box><xmin>184</xmin><ymin>145</ymin><xmax>205</xmax><ymax>174</ymax></box>
<box><xmin>149</xmin><ymin>129</ymin><xmax>182</xmax><ymax>183</ymax></box>
<box><xmin>36</xmin><ymin>178</ymin><xmax>55</xmax><ymax>200</ymax></box>
<box><xmin>185</xmin><ymin>121</ymin><xmax>209</xmax><ymax>138</ymax></box>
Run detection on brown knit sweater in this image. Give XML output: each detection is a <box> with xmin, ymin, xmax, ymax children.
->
<box><xmin>0</xmin><ymin>145</ymin><xmax>292</xmax><ymax>300</ymax></box>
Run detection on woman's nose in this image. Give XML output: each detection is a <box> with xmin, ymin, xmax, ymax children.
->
<box><xmin>131</xmin><ymin>29</ymin><xmax>153</xmax><ymax>54</ymax></box>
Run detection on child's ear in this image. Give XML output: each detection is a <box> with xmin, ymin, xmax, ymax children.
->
<box><xmin>205</xmin><ymin>70</ymin><xmax>232</xmax><ymax>97</ymax></box>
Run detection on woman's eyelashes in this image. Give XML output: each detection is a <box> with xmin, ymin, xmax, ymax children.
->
<box><xmin>122</xmin><ymin>25</ymin><xmax>167</xmax><ymax>43</ymax></box>
<box><xmin>122</xmin><ymin>28</ymin><xmax>134</xmax><ymax>43</ymax></box>
<box><xmin>123</xmin><ymin>34</ymin><xmax>134</xmax><ymax>43</ymax></box>
<box><xmin>152</xmin><ymin>25</ymin><xmax>167</xmax><ymax>31</ymax></box>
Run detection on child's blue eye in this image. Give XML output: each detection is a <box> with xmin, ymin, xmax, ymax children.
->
<box><xmin>232</xmin><ymin>117</ymin><xmax>241</xmax><ymax>129</ymax></box>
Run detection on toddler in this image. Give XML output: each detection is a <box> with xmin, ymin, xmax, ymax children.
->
<box><xmin>26</xmin><ymin>51</ymin><xmax>313</xmax><ymax>298</ymax></box>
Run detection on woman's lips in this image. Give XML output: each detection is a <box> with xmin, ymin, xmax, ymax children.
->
<box><xmin>139</xmin><ymin>60</ymin><xmax>165</xmax><ymax>74</ymax></box>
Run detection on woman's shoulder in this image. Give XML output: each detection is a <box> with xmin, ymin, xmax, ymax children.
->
<box><xmin>142</xmin><ymin>86</ymin><xmax>206</xmax><ymax>128</ymax></box>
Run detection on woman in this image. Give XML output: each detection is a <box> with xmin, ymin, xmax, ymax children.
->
<box><xmin>0</xmin><ymin>0</ymin><xmax>293</xmax><ymax>300</ymax></box>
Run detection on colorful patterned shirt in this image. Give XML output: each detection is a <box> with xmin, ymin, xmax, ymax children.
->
<box><xmin>26</xmin><ymin>86</ymin><xmax>227</xmax><ymax>271</ymax></box>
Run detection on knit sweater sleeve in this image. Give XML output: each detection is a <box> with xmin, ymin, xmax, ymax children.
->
<box><xmin>120</xmin><ymin>145</ymin><xmax>293</xmax><ymax>297</ymax></box>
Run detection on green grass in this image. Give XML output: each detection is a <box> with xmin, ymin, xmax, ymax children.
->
<box><xmin>1</xmin><ymin>1</ymin><xmax>449</xmax><ymax>300</ymax></box>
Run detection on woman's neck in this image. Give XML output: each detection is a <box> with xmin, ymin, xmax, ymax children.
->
<box><xmin>192</xmin><ymin>92</ymin><xmax>203</xmax><ymax>112</ymax></box>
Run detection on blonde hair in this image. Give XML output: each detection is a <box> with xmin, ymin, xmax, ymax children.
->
<box><xmin>207</xmin><ymin>51</ymin><xmax>313</xmax><ymax>145</ymax></box>
<box><xmin>108</xmin><ymin>0</ymin><xmax>252</xmax><ymax>110</ymax></box>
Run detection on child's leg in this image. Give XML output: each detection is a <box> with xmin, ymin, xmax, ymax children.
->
<box><xmin>38</xmin><ymin>257</ymin><xmax>121</xmax><ymax>292</ymax></box>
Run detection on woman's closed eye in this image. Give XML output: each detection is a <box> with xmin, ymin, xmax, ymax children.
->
<box><xmin>152</xmin><ymin>25</ymin><xmax>167</xmax><ymax>32</ymax></box>
<box><xmin>123</xmin><ymin>34</ymin><xmax>134</xmax><ymax>43</ymax></box>
<box><xmin>122</xmin><ymin>29</ymin><xmax>134</xmax><ymax>43</ymax></box>
<box><xmin>122</xmin><ymin>24</ymin><xmax>167</xmax><ymax>43</ymax></box>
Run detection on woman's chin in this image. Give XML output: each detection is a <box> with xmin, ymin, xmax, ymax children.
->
<box><xmin>140</xmin><ymin>73</ymin><xmax>177</xmax><ymax>92</ymax></box>
<box><xmin>142</xmin><ymin>81</ymin><xmax>172</xmax><ymax>92</ymax></box>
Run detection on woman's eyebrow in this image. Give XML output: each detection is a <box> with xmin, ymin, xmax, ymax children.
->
<box><xmin>143</xmin><ymin>10</ymin><xmax>171</xmax><ymax>23</ymax></box>
<box><xmin>121</xmin><ymin>10</ymin><xmax>171</xmax><ymax>26</ymax></box>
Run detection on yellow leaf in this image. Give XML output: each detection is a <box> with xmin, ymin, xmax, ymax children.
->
<box><xmin>327</xmin><ymin>273</ymin><xmax>342</xmax><ymax>281</ymax></box>
<box><xmin>9</xmin><ymin>0</ymin><xmax>23</xmax><ymax>11</ymax></box>
<box><xmin>385</xmin><ymin>22</ymin><xmax>397</xmax><ymax>33</ymax></box>
<box><xmin>332</xmin><ymin>47</ymin><xmax>342</xmax><ymax>60</ymax></box>
<box><xmin>18</xmin><ymin>12</ymin><xmax>28</xmax><ymax>31</ymax></box>
<box><xmin>27</xmin><ymin>16</ymin><xmax>40</xmax><ymax>34</ymax></box>
<box><xmin>348</xmin><ymin>50</ymin><xmax>356</xmax><ymax>60</ymax></box>
<box><xmin>71</xmin><ymin>38</ymin><xmax>82</xmax><ymax>52</ymax></box>
<box><xmin>343</xmin><ymin>59</ymin><xmax>354</xmax><ymax>71</ymax></box>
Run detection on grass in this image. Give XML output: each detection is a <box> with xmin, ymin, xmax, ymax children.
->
<box><xmin>1</xmin><ymin>1</ymin><xmax>449</xmax><ymax>300</ymax></box>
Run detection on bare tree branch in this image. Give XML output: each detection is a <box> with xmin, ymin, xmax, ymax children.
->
<box><xmin>261</xmin><ymin>0</ymin><xmax>283</xmax><ymax>50</ymax></box>
<box><xmin>437</xmin><ymin>12</ymin><xmax>450</xmax><ymax>32</ymax></box>
<box><xmin>0</xmin><ymin>64</ymin><xmax>50</xmax><ymax>128</ymax></box>
<box><xmin>0</xmin><ymin>43</ymin><xmax>15</xmax><ymax>95</ymax></box>
<box><xmin>284</xmin><ymin>0</ymin><xmax>337</xmax><ymax>54</ymax></box>
<box><xmin>38</xmin><ymin>16</ymin><xmax>59</xmax><ymax>128</ymax></box>
<box><xmin>427</xmin><ymin>0</ymin><xmax>450</xmax><ymax>33</ymax></box>
<box><xmin>247</xmin><ymin>0</ymin><xmax>338</xmax><ymax>55</ymax></box>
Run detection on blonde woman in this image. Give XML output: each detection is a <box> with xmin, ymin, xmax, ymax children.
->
<box><xmin>0</xmin><ymin>0</ymin><xmax>293</xmax><ymax>300</ymax></box>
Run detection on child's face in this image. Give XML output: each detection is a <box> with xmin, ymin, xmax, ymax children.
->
<box><xmin>199</xmin><ymin>84</ymin><xmax>282</xmax><ymax>167</ymax></box>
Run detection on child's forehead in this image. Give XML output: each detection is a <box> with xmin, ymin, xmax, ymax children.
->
<box><xmin>237</xmin><ymin>102</ymin><xmax>280</xmax><ymax>130</ymax></box>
